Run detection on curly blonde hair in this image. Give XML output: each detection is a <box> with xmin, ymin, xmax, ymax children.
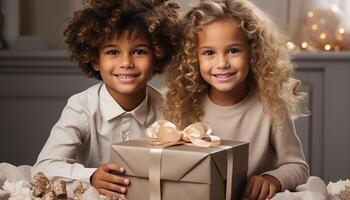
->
<box><xmin>164</xmin><ymin>0</ymin><xmax>308</xmax><ymax>129</ymax></box>
<box><xmin>64</xmin><ymin>0</ymin><xmax>180</xmax><ymax>80</ymax></box>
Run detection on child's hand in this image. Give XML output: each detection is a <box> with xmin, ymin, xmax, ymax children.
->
<box><xmin>243</xmin><ymin>175</ymin><xmax>281</xmax><ymax>200</ymax></box>
<box><xmin>90</xmin><ymin>163</ymin><xmax>130</xmax><ymax>198</ymax></box>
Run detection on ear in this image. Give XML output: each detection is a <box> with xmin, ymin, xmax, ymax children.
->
<box><xmin>92</xmin><ymin>62</ymin><xmax>100</xmax><ymax>71</ymax></box>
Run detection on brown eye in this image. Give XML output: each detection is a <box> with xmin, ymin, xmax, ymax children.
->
<box><xmin>201</xmin><ymin>50</ymin><xmax>215</xmax><ymax>56</ymax></box>
<box><xmin>227</xmin><ymin>48</ymin><xmax>240</xmax><ymax>55</ymax></box>
<box><xmin>134</xmin><ymin>49</ymin><xmax>146</xmax><ymax>55</ymax></box>
<box><xmin>105</xmin><ymin>50</ymin><xmax>119</xmax><ymax>55</ymax></box>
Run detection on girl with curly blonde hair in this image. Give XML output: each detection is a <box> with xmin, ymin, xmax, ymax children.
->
<box><xmin>33</xmin><ymin>0</ymin><xmax>179</xmax><ymax>198</ymax></box>
<box><xmin>164</xmin><ymin>0</ymin><xmax>309</xmax><ymax>199</ymax></box>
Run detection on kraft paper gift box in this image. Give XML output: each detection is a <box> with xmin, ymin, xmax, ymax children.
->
<box><xmin>110</xmin><ymin>139</ymin><xmax>248</xmax><ymax>200</ymax></box>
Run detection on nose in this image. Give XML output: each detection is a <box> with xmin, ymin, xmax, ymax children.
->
<box><xmin>216</xmin><ymin>54</ymin><xmax>229</xmax><ymax>69</ymax></box>
<box><xmin>120</xmin><ymin>54</ymin><xmax>134</xmax><ymax>68</ymax></box>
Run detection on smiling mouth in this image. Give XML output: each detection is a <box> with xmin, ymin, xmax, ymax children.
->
<box><xmin>115</xmin><ymin>74</ymin><xmax>139</xmax><ymax>79</ymax></box>
<box><xmin>212</xmin><ymin>72</ymin><xmax>236</xmax><ymax>79</ymax></box>
<box><xmin>213</xmin><ymin>74</ymin><xmax>232</xmax><ymax>78</ymax></box>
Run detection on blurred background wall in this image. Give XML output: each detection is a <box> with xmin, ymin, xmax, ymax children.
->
<box><xmin>0</xmin><ymin>0</ymin><xmax>310</xmax><ymax>50</ymax></box>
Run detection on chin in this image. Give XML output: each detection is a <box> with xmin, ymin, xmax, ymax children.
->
<box><xmin>119</xmin><ymin>85</ymin><xmax>147</xmax><ymax>94</ymax></box>
<box><xmin>212</xmin><ymin>85</ymin><xmax>236</xmax><ymax>92</ymax></box>
<box><xmin>116</xmin><ymin>89</ymin><xmax>140</xmax><ymax>95</ymax></box>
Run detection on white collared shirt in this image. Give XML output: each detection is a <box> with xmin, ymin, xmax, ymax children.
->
<box><xmin>32</xmin><ymin>82</ymin><xmax>163</xmax><ymax>183</ymax></box>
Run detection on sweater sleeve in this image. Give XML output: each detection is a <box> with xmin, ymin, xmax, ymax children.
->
<box><xmin>32</xmin><ymin>100</ymin><xmax>96</xmax><ymax>184</ymax></box>
<box><xmin>262</xmin><ymin>115</ymin><xmax>310</xmax><ymax>191</ymax></box>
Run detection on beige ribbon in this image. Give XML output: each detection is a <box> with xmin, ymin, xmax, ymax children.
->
<box><xmin>146</xmin><ymin>119</ymin><xmax>221</xmax><ymax>147</ymax></box>
<box><xmin>149</xmin><ymin>148</ymin><xmax>163</xmax><ymax>200</ymax></box>
<box><xmin>222</xmin><ymin>146</ymin><xmax>234</xmax><ymax>200</ymax></box>
<box><xmin>146</xmin><ymin>120</ymin><xmax>233</xmax><ymax>200</ymax></box>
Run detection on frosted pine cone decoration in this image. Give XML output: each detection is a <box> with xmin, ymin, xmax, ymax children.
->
<box><xmin>327</xmin><ymin>179</ymin><xmax>350</xmax><ymax>200</ymax></box>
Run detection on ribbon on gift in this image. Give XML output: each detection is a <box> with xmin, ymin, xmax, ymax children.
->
<box><xmin>146</xmin><ymin>119</ymin><xmax>221</xmax><ymax>147</ymax></box>
<box><xmin>145</xmin><ymin>120</ymin><xmax>233</xmax><ymax>200</ymax></box>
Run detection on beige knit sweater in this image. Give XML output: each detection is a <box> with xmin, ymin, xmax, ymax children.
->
<box><xmin>201</xmin><ymin>91</ymin><xmax>309</xmax><ymax>191</ymax></box>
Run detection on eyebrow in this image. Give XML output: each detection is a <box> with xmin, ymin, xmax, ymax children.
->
<box><xmin>198</xmin><ymin>43</ymin><xmax>244</xmax><ymax>50</ymax></box>
<box><xmin>133</xmin><ymin>44</ymin><xmax>151</xmax><ymax>48</ymax></box>
<box><xmin>101</xmin><ymin>43</ymin><xmax>151</xmax><ymax>49</ymax></box>
<box><xmin>100</xmin><ymin>44</ymin><xmax>116</xmax><ymax>49</ymax></box>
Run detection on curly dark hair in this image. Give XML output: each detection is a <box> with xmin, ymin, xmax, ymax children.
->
<box><xmin>64</xmin><ymin>0</ymin><xmax>180</xmax><ymax>80</ymax></box>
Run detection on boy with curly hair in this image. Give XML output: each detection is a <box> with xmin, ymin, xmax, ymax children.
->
<box><xmin>32</xmin><ymin>0</ymin><xmax>179</xmax><ymax>198</ymax></box>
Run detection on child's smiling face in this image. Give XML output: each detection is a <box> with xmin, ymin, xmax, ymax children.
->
<box><xmin>197</xmin><ymin>18</ymin><xmax>250</xmax><ymax>105</ymax></box>
<box><xmin>94</xmin><ymin>29</ymin><xmax>154</xmax><ymax>103</ymax></box>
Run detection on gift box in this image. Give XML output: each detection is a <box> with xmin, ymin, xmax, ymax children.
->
<box><xmin>110</xmin><ymin>139</ymin><xmax>248</xmax><ymax>200</ymax></box>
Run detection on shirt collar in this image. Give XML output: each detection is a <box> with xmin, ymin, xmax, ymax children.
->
<box><xmin>129</xmin><ymin>91</ymin><xmax>149</xmax><ymax>125</ymax></box>
<box><xmin>99</xmin><ymin>83</ymin><xmax>149</xmax><ymax>125</ymax></box>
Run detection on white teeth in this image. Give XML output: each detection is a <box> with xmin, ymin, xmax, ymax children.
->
<box><xmin>216</xmin><ymin>75</ymin><xmax>229</xmax><ymax>78</ymax></box>
<box><xmin>118</xmin><ymin>75</ymin><xmax>135</xmax><ymax>79</ymax></box>
<box><xmin>214</xmin><ymin>74</ymin><xmax>231</xmax><ymax>78</ymax></box>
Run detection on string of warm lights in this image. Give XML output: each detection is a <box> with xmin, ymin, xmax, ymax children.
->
<box><xmin>287</xmin><ymin>5</ymin><xmax>349</xmax><ymax>52</ymax></box>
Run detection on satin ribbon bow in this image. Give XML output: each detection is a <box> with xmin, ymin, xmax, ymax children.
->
<box><xmin>146</xmin><ymin>120</ymin><xmax>221</xmax><ymax>147</ymax></box>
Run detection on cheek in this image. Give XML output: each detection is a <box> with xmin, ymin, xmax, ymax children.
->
<box><xmin>231</xmin><ymin>57</ymin><xmax>249</xmax><ymax>71</ymax></box>
<box><xmin>140</xmin><ymin>59</ymin><xmax>154</xmax><ymax>76</ymax></box>
<box><xmin>198</xmin><ymin>59</ymin><xmax>210</xmax><ymax>73</ymax></box>
<box><xmin>239</xmin><ymin>64</ymin><xmax>250</xmax><ymax>82</ymax></box>
<box><xmin>198</xmin><ymin>64</ymin><xmax>211</xmax><ymax>81</ymax></box>
<box><xmin>237</xmin><ymin>62</ymin><xmax>249</xmax><ymax>72</ymax></box>
<box><xmin>242</xmin><ymin>60</ymin><xmax>250</xmax><ymax>74</ymax></box>
<box><xmin>198</xmin><ymin>62</ymin><xmax>205</xmax><ymax>75</ymax></box>
<box><xmin>99</xmin><ymin>58</ymin><xmax>114</xmax><ymax>68</ymax></box>
<box><xmin>198</xmin><ymin>56</ymin><xmax>206</xmax><ymax>68</ymax></box>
